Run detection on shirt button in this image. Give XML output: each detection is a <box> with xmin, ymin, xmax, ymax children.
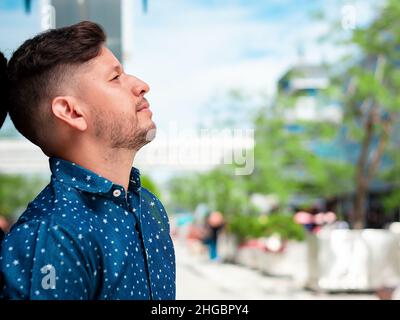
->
<box><xmin>113</xmin><ymin>189</ymin><xmax>121</xmax><ymax>197</ymax></box>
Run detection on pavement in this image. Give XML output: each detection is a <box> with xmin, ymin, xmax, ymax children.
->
<box><xmin>173</xmin><ymin>237</ymin><xmax>377</xmax><ymax>300</ymax></box>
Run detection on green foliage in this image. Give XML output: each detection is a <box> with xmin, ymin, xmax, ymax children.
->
<box><xmin>141</xmin><ymin>175</ymin><xmax>162</xmax><ymax>200</ymax></box>
<box><xmin>264</xmin><ymin>213</ymin><xmax>306</xmax><ymax>241</ymax></box>
<box><xmin>168</xmin><ymin>165</ymin><xmax>251</xmax><ymax>218</ymax></box>
<box><xmin>227</xmin><ymin>213</ymin><xmax>305</xmax><ymax>243</ymax></box>
<box><xmin>227</xmin><ymin>214</ymin><xmax>267</xmax><ymax>241</ymax></box>
<box><xmin>380</xmin><ymin>147</ymin><xmax>400</xmax><ymax>213</ymax></box>
<box><xmin>326</xmin><ymin>0</ymin><xmax>400</xmax><ymax>225</ymax></box>
<box><xmin>0</xmin><ymin>174</ymin><xmax>46</xmax><ymax>219</ymax></box>
<box><xmin>251</xmin><ymin>111</ymin><xmax>354</xmax><ymax>204</ymax></box>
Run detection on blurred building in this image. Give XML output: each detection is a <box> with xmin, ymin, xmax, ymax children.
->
<box><xmin>46</xmin><ymin>0</ymin><xmax>123</xmax><ymax>62</ymax></box>
<box><xmin>277</xmin><ymin>64</ymin><xmax>342</xmax><ymax>123</ymax></box>
<box><xmin>42</xmin><ymin>0</ymin><xmax>122</xmax><ymax>61</ymax></box>
<box><xmin>22</xmin><ymin>0</ymin><xmax>141</xmax><ymax>65</ymax></box>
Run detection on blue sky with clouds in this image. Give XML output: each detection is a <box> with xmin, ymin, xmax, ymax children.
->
<box><xmin>128</xmin><ymin>0</ymin><xmax>376</xmax><ymax>131</ymax></box>
<box><xmin>0</xmin><ymin>0</ymin><xmax>40</xmax><ymax>58</ymax></box>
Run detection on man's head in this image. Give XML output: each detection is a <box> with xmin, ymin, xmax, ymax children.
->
<box><xmin>1</xmin><ymin>21</ymin><xmax>154</xmax><ymax>156</ymax></box>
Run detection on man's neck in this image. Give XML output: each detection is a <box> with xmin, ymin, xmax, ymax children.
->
<box><xmin>58</xmin><ymin>145</ymin><xmax>136</xmax><ymax>192</ymax></box>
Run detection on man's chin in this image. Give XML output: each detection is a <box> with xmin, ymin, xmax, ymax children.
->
<box><xmin>132</xmin><ymin>124</ymin><xmax>157</xmax><ymax>151</ymax></box>
<box><xmin>145</xmin><ymin>125</ymin><xmax>157</xmax><ymax>143</ymax></box>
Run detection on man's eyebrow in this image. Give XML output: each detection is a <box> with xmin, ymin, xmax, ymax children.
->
<box><xmin>109</xmin><ymin>64</ymin><xmax>123</xmax><ymax>74</ymax></box>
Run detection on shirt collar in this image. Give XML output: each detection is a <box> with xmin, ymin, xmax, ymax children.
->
<box><xmin>49</xmin><ymin>157</ymin><xmax>141</xmax><ymax>194</ymax></box>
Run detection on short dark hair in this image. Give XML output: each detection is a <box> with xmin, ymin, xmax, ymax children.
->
<box><xmin>0</xmin><ymin>21</ymin><xmax>106</xmax><ymax>150</ymax></box>
<box><xmin>0</xmin><ymin>52</ymin><xmax>8</xmax><ymax>128</ymax></box>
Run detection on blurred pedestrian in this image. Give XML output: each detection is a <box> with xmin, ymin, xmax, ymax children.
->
<box><xmin>376</xmin><ymin>285</ymin><xmax>400</xmax><ymax>300</ymax></box>
<box><xmin>0</xmin><ymin>216</ymin><xmax>10</xmax><ymax>239</ymax></box>
<box><xmin>202</xmin><ymin>211</ymin><xmax>225</xmax><ymax>261</ymax></box>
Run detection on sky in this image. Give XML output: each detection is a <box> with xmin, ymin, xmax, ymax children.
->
<box><xmin>128</xmin><ymin>0</ymin><xmax>376</xmax><ymax>131</ymax></box>
<box><xmin>130</xmin><ymin>0</ymin><xmax>327</xmax><ymax>130</ymax></box>
<box><xmin>0</xmin><ymin>0</ymin><xmax>40</xmax><ymax>58</ymax></box>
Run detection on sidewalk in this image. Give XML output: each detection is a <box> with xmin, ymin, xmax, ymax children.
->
<box><xmin>174</xmin><ymin>238</ymin><xmax>377</xmax><ymax>300</ymax></box>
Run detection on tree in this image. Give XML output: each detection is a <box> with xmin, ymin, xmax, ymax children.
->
<box><xmin>251</xmin><ymin>98</ymin><xmax>354</xmax><ymax>213</ymax></box>
<box><xmin>168</xmin><ymin>165</ymin><xmax>251</xmax><ymax>218</ymax></box>
<box><xmin>329</xmin><ymin>0</ymin><xmax>400</xmax><ymax>228</ymax></box>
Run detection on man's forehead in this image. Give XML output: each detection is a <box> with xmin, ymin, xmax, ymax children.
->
<box><xmin>87</xmin><ymin>46</ymin><xmax>121</xmax><ymax>73</ymax></box>
<box><xmin>65</xmin><ymin>46</ymin><xmax>119</xmax><ymax>92</ymax></box>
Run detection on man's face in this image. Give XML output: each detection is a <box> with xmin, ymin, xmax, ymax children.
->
<box><xmin>75</xmin><ymin>46</ymin><xmax>155</xmax><ymax>151</ymax></box>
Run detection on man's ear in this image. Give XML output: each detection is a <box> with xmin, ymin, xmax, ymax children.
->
<box><xmin>51</xmin><ymin>96</ymin><xmax>88</xmax><ymax>131</ymax></box>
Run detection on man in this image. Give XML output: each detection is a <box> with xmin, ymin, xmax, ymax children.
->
<box><xmin>202</xmin><ymin>211</ymin><xmax>225</xmax><ymax>261</ymax></box>
<box><xmin>0</xmin><ymin>21</ymin><xmax>176</xmax><ymax>300</ymax></box>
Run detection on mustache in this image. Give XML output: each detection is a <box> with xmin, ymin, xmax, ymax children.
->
<box><xmin>135</xmin><ymin>98</ymin><xmax>148</xmax><ymax>109</ymax></box>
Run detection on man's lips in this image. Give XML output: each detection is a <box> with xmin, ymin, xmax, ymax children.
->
<box><xmin>137</xmin><ymin>100</ymin><xmax>150</xmax><ymax>112</ymax></box>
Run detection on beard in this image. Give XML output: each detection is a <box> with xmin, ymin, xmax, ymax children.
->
<box><xmin>94</xmin><ymin>111</ymin><xmax>156</xmax><ymax>151</ymax></box>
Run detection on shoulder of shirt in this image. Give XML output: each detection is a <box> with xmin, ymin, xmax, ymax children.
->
<box><xmin>7</xmin><ymin>205</ymin><xmax>93</xmax><ymax>245</ymax></box>
<box><xmin>141</xmin><ymin>188</ymin><xmax>169</xmax><ymax>214</ymax></box>
<box><xmin>15</xmin><ymin>179</ymin><xmax>92</xmax><ymax>225</ymax></box>
<box><xmin>141</xmin><ymin>187</ymin><xmax>162</xmax><ymax>204</ymax></box>
<box><xmin>140</xmin><ymin>187</ymin><xmax>171</xmax><ymax>230</ymax></box>
<box><xmin>8</xmin><ymin>214</ymin><xmax>86</xmax><ymax>237</ymax></box>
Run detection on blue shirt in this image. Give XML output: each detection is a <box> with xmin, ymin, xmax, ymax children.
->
<box><xmin>0</xmin><ymin>157</ymin><xmax>176</xmax><ymax>300</ymax></box>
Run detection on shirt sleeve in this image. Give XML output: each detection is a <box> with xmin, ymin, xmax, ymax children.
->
<box><xmin>0</xmin><ymin>220</ymin><xmax>97</xmax><ymax>300</ymax></box>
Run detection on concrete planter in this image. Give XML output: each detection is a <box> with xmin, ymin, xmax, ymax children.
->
<box><xmin>217</xmin><ymin>231</ymin><xmax>240</xmax><ymax>263</ymax></box>
<box><xmin>218</xmin><ymin>232</ymin><xmax>308</xmax><ymax>284</ymax></box>
<box><xmin>306</xmin><ymin>229</ymin><xmax>400</xmax><ymax>291</ymax></box>
<box><xmin>218</xmin><ymin>232</ymin><xmax>263</xmax><ymax>269</ymax></box>
<box><xmin>219</xmin><ymin>229</ymin><xmax>400</xmax><ymax>292</ymax></box>
<box><xmin>257</xmin><ymin>240</ymin><xmax>308</xmax><ymax>284</ymax></box>
<box><xmin>236</xmin><ymin>247</ymin><xmax>264</xmax><ymax>270</ymax></box>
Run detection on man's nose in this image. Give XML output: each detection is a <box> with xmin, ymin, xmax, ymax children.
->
<box><xmin>129</xmin><ymin>75</ymin><xmax>150</xmax><ymax>97</ymax></box>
